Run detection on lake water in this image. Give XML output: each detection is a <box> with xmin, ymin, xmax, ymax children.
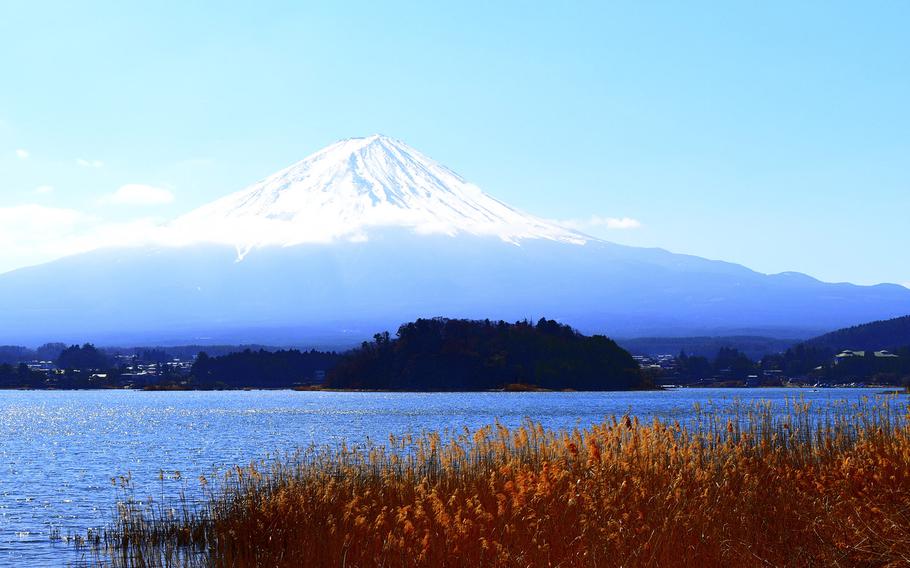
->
<box><xmin>0</xmin><ymin>387</ymin><xmax>900</xmax><ymax>566</ymax></box>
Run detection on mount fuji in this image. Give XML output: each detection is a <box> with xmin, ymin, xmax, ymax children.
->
<box><xmin>171</xmin><ymin>135</ymin><xmax>588</xmax><ymax>253</ymax></box>
<box><xmin>1</xmin><ymin>135</ymin><xmax>909</xmax><ymax>346</ymax></box>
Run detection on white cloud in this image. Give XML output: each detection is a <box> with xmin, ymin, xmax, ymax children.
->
<box><xmin>0</xmin><ymin>205</ymin><xmax>90</xmax><ymax>270</ymax></box>
<box><xmin>15</xmin><ymin>149</ymin><xmax>29</xmax><ymax>160</ymax></box>
<box><xmin>103</xmin><ymin>184</ymin><xmax>175</xmax><ymax>206</ymax></box>
<box><xmin>0</xmin><ymin>205</ymin><xmax>86</xmax><ymax>231</ymax></box>
<box><xmin>34</xmin><ymin>185</ymin><xmax>54</xmax><ymax>195</ymax></box>
<box><xmin>556</xmin><ymin>215</ymin><xmax>643</xmax><ymax>231</ymax></box>
<box><xmin>602</xmin><ymin>217</ymin><xmax>642</xmax><ymax>229</ymax></box>
<box><xmin>77</xmin><ymin>158</ymin><xmax>104</xmax><ymax>168</ymax></box>
<box><xmin>0</xmin><ymin>204</ymin><xmax>173</xmax><ymax>274</ymax></box>
<box><xmin>903</xmin><ymin>282</ymin><xmax>910</xmax><ymax>290</ymax></box>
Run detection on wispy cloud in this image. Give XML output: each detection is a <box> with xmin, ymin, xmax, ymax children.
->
<box><xmin>0</xmin><ymin>204</ymin><xmax>171</xmax><ymax>274</ymax></box>
<box><xmin>0</xmin><ymin>204</ymin><xmax>85</xmax><ymax>229</ymax></box>
<box><xmin>555</xmin><ymin>215</ymin><xmax>642</xmax><ymax>231</ymax></box>
<box><xmin>15</xmin><ymin>149</ymin><xmax>29</xmax><ymax>160</ymax></box>
<box><xmin>77</xmin><ymin>158</ymin><xmax>104</xmax><ymax>168</ymax></box>
<box><xmin>34</xmin><ymin>185</ymin><xmax>54</xmax><ymax>195</ymax></box>
<box><xmin>102</xmin><ymin>184</ymin><xmax>175</xmax><ymax>206</ymax></box>
<box><xmin>0</xmin><ymin>205</ymin><xmax>90</xmax><ymax>268</ymax></box>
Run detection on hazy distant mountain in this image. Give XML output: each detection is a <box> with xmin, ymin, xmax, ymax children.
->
<box><xmin>804</xmin><ymin>314</ymin><xmax>910</xmax><ymax>352</ymax></box>
<box><xmin>1</xmin><ymin>135</ymin><xmax>909</xmax><ymax>346</ymax></box>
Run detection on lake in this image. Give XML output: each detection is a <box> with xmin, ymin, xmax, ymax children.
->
<box><xmin>0</xmin><ymin>387</ymin><xmax>899</xmax><ymax>566</ymax></box>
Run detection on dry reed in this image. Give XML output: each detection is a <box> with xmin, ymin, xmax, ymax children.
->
<box><xmin>86</xmin><ymin>396</ymin><xmax>910</xmax><ymax>567</ymax></box>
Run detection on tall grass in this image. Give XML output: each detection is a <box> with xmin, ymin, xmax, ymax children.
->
<box><xmin>86</xmin><ymin>397</ymin><xmax>910</xmax><ymax>567</ymax></box>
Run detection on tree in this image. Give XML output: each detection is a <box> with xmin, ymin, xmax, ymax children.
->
<box><xmin>36</xmin><ymin>343</ymin><xmax>67</xmax><ymax>361</ymax></box>
<box><xmin>57</xmin><ymin>343</ymin><xmax>109</xmax><ymax>372</ymax></box>
<box><xmin>677</xmin><ymin>351</ymin><xmax>711</xmax><ymax>382</ymax></box>
<box><xmin>714</xmin><ymin>347</ymin><xmax>754</xmax><ymax>379</ymax></box>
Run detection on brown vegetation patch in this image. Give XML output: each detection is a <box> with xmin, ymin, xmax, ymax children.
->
<box><xmin>89</xmin><ymin>398</ymin><xmax>910</xmax><ymax>567</ymax></box>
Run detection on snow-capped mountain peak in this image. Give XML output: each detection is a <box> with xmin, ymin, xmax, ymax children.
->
<box><xmin>173</xmin><ymin>135</ymin><xmax>590</xmax><ymax>250</ymax></box>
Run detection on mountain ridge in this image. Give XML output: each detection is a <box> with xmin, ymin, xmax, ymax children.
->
<box><xmin>1</xmin><ymin>135</ymin><xmax>909</xmax><ymax>345</ymax></box>
<box><xmin>804</xmin><ymin>314</ymin><xmax>910</xmax><ymax>352</ymax></box>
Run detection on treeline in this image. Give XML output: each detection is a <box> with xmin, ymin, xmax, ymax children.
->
<box><xmin>0</xmin><ymin>363</ymin><xmax>47</xmax><ymax>388</ymax></box>
<box><xmin>806</xmin><ymin>314</ymin><xmax>910</xmax><ymax>352</ymax></box>
<box><xmin>621</xmin><ymin>336</ymin><xmax>797</xmax><ymax>361</ymax></box>
<box><xmin>12</xmin><ymin>317</ymin><xmax>907</xmax><ymax>391</ymax></box>
<box><xmin>25</xmin><ymin>319</ymin><xmax>647</xmax><ymax>391</ymax></box>
<box><xmin>0</xmin><ymin>343</ymin><xmax>67</xmax><ymax>365</ymax></box>
<box><xmin>52</xmin><ymin>343</ymin><xmax>185</xmax><ymax>370</ymax></box>
<box><xmin>821</xmin><ymin>347</ymin><xmax>910</xmax><ymax>383</ymax></box>
<box><xmin>57</xmin><ymin>343</ymin><xmax>110</xmax><ymax>371</ymax></box>
<box><xmin>1</xmin><ymin>343</ymin><xmax>343</xmax><ymax>390</ymax></box>
<box><xmin>189</xmin><ymin>349</ymin><xmax>340</xmax><ymax>388</ymax></box>
<box><xmin>0</xmin><ymin>342</ymin><xmax>285</xmax><ymax>367</ymax></box>
<box><xmin>675</xmin><ymin>348</ymin><xmax>756</xmax><ymax>383</ymax></box>
<box><xmin>104</xmin><ymin>344</ymin><xmax>281</xmax><ymax>361</ymax></box>
<box><xmin>675</xmin><ymin>345</ymin><xmax>834</xmax><ymax>382</ymax></box>
<box><xmin>326</xmin><ymin>318</ymin><xmax>648</xmax><ymax>391</ymax></box>
<box><xmin>765</xmin><ymin>345</ymin><xmax>910</xmax><ymax>385</ymax></box>
<box><xmin>672</xmin><ymin>344</ymin><xmax>910</xmax><ymax>386</ymax></box>
<box><xmin>0</xmin><ymin>343</ymin><xmax>187</xmax><ymax>389</ymax></box>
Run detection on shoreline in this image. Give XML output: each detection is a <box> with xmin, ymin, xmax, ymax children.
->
<box><xmin>0</xmin><ymin>384</ymin><xmax>902</xmax><ymax>393</ymax></box>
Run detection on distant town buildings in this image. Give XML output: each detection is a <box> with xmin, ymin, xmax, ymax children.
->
<box><xmin>834</xmin><ymin>349</ymin><xmax>900</xmax><ymax>365</ymax></box>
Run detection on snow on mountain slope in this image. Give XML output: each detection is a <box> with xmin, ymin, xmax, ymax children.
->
<box><xmin>173</xmin><ymin>135</ymin><xmax>589</xmax><ymax>252</ymax></box>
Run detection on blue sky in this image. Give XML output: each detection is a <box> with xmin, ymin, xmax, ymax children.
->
<box><xmin>1</xmin><ymin>1</ymin><xmax>907</xmax><ymax>285</ymax></box>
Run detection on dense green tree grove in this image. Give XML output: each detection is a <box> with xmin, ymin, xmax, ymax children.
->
<box><xmin>190</xmin><ymin>349</ymin><xmax>340</xmax><ymax>388</ymax></box>
<box><xmin>326</xmin><ymin>318</ymin><xmax>648</xmax><ymax>391</ymax></box>
<box><xmin>57</xmin><ymin>344</ymin><xmax>109</xmax><ymax>371</ymax></box>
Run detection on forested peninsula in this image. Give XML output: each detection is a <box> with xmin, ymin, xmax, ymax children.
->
<box><xmin>325</xmin><ymin>318</ymin><xmax>649</xmax><ymax>391</ymax></box>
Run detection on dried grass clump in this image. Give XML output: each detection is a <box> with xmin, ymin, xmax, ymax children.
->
<box><xmin>91</xmin><ymin>397</ymin><xmax>910</xmax><ymax>567</ymax></box>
